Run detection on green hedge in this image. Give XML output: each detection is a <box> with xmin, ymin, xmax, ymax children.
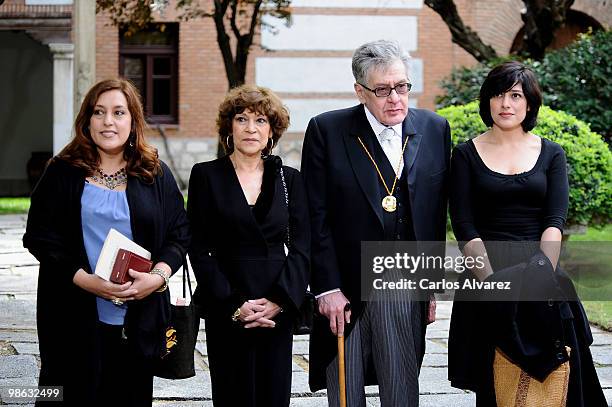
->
<box><xmin>436</xmin><ymin>30</ymin><xmax>612</xmax><ymax>140</ymax></box>
<box><xmin>534</xmin><ymin>30</ymin><xmax>612</xmax><ymax>140</ymax></box>
<box><xmin>0</xmin><ymin>198</ymin><xmax>31</xmax><ymax>214</ymax></box>
<box><xmin>438</xmin><ymin>102</ymin><xmax>612</xmax><ymax>227</ymax></box>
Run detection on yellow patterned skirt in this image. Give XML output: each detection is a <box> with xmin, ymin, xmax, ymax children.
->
<box><xmin>493</xmin><ymin>347</ymin><xmax>571</xmax><ymax>407</ymax></box>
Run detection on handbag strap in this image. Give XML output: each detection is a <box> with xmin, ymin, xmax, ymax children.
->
<box><xmin>182</xmin><ymin>259</ymin><xmax>194</xmax><ymax>299</ymax></box>
<box><xmin>279</xmin><ymin>167</ymin><xmax>290</xmax><ymax>248</ymax></box>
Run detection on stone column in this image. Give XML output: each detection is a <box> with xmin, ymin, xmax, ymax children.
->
<box><xmin>73</xmin><ymin>0</ymin><xmax>96</xmax><ymax>114</ymax></box>
<box><xmin>49</xmin><ymin>43</ymin><xmax>74</xmax><ymax>155</ymax></box>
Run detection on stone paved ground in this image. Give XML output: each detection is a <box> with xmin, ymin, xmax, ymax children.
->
<box><xmin>0</xmin><ymin>214</ymin><xmax>610</xmax><ymax>406</ymax></box>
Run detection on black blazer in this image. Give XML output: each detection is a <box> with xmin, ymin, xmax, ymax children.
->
<box><xmin>187</xmin><ymin>156</ymin><xmax>310</xmax><ymax>320</ymax></box>
<box><xmin>23</xmin><ymin>158</ymin><xmax>190</xmax><ymax>404</ymax></box>
<box><xmin>301</xmin><ymin>104</ymin><xmax>451</xmax><ymax>391</ymax></box>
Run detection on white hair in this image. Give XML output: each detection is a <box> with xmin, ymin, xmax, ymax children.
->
<box><xmin>352</xmin><ymin>40</ymin><xmax>411</xmax><ymax>85</ymax></box>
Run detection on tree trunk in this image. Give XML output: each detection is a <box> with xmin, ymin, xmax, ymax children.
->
<box><xmin>216</xmin><ymin>0</ymin><xmax>264</xmax><ymax>157</ymax></box>
<box><xmin>213</xmin><ymin>0</ymin><xmax>240</xmax><ymax>88</ymax></box>
<box><xmin>519</xmin><ymin>0</ymin><xmax>574</xmax><ymax>59</ymax></box>
<box><xmin>424</xmin><ymin>0</ymin><xmax>498</xmax><ymax>62</ymax></box>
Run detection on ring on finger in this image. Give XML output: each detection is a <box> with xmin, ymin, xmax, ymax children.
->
<box><xmin>112</xmin><ymin>298</ymin><xmax>124</xmax><ymax>306</ymax></box>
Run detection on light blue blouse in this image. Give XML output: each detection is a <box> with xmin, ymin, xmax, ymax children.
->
<box><xmin>81</xmin><ymin>182</ymin><xmax>132</xmax><ymax>325</ymax></box>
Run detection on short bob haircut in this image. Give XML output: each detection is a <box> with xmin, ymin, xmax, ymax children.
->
<box><xmin>217</xmin><ymin>85</ymin><xmax>290</xmax><ymax>155</ymax></box>
<box><xmin>57</xmin><ymin>78</ymin><xmax>160</xmax><ymax>183</ymax></box>
<box><xmin>479</xmin><ymin>61</ymin><xmax>542</xmax><ymax>132</ymax></box>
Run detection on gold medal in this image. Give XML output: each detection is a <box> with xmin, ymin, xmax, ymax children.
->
<box><xmin>357</xmin><ymin>133</ymin><xmax>410</xmax><ymax>216</ymax></box>
<box><xmin>382</xmin><ymin>195</ymin><xmax>397</xmax><ymax>212</ymax></box>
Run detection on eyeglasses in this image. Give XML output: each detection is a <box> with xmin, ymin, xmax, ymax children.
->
<box><xmin>359</xmin><ymin>82</ymin><xmax>412</xmax><ymax>97</ymax></box>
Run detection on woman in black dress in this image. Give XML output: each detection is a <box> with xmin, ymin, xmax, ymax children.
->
<box><xmin>448</xmin><ymin>61</ymin><xmax>606</xmax><ymax>406</ymax></box>
<box><xmin>187</xmin><ymin>85</ymin><xmax>310</xmax><ymax>407</ymax></box>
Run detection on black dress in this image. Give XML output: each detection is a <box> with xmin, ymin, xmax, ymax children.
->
<box><xmin>448</xmin><ymin>138</ymin><xmax>607</xmax><ymax>406</ymax></box>
<box><xmin>187</xmin><ymin>155</ymin><xmax>310</xmax><ymax>407</ymax></box>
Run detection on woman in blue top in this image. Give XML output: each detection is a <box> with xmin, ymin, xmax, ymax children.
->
<box><xmin>24</xmin><ymin>78</ymin><xmax>190</xmax><ymax>406</ymax></box>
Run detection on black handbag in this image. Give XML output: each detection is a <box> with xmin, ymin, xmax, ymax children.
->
<box><xmin>154</xmin><ymin>261</ymin><xmax>200</xmax><ymax>379</ymax></box>
<box><xmin>293</xmin><ymin>291</ymin><xmax>316</xmax><ymax>335</ymax></box>
<box><xmin>279</xmin><ymin>167</ymin><xmax>315</xmax><ymax>335</ymax></box>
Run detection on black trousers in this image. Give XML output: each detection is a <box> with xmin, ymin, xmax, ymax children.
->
<box><xmin>205</xmin><ymin>313</ymin><xmax>294</xmax><ymax>407</ymax></box>
<box><xmin>96</xmin><ymin>322</ymin><xmax>154</xmax><ymax>407</ymax></box>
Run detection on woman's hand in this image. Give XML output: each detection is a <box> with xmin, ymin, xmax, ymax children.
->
<box><xmin>463</xmin><ymin>238</ymin><xmax>494</xmax><ymax>282</ymax></box>
<box><xmin>127</xmin><ymin>268</ymin><xmax>166</xmax><ymax>300</ymax></box>
<box><xmin>540</xmin><ymin>227</ymin><xmax>562</xmax><ymax>270</ymax></box>
<box><xmin>238</xmin><ymin>298</ymin><xmax>282</xmax><ymax>328</ymax></box>
<box><xmin>73</xmin><ymin>269</ymin><xmax>137</xmax><ymax>301</ymax></box>
<box><xmin>427</xmin><ymin>295</ymin><xmax>436</xmax><ymax>325</ymax></box>
<box><xmin>127</xmin><ymin>262</ymin><xmax>171</xmax><ymax>300</ymax></box>
<box><xmin>236</xmin><ymin>300</ymin><xmax>274</xmax><ymax>328</ymax></box>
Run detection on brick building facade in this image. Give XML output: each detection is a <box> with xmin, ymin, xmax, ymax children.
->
<box><xmin>0</xmin><ymin>0</ymin><xmax>608</xmax><ymax>194</ymax></box>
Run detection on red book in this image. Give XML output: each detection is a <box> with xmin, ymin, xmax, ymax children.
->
<box><xmin>110</xmin><ymin>249</ymin><xmax>153</xmax><ymax>284</ymax></box>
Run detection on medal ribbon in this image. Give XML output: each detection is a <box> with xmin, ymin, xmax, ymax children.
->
<box><xmin>356</xmin><ymin>134</ymin><xmax>409</xmax><ymax>198</ymax></box>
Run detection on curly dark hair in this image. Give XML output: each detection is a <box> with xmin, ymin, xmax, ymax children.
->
<box><xmin>217</xmin><ymin>85</ymin><xmax>290</xmax><ymax>155</ymax></box>
<box><xmin>56</xmin><ymin>78</ymin><xmax>161</xmax><ymax>183</ymax></box>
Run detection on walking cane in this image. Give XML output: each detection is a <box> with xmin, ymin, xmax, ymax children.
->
<box><xmin>338</xmin><ymin>302</ymin><xmax>350</xmax><ymax>407</ymax></box>
<box><xmin>338</xmin><ymin>333</ymin><xmax>347</xmax><ymax>407</ymax></box>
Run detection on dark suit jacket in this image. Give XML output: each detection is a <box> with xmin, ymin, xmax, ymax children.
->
<box><xmin>187</xmin><ymin>156</ymin><xmax>310</xmax><ymax>320</ymax></box>
<box><xmin>301</xmin><ymin>104</ymin><xmax>451</xmax><ymax>391</ymax></box>
<box><xmin>23</xmin><ymin>158</ymin><xmax>190</xmax><ymax>405</ymax></box>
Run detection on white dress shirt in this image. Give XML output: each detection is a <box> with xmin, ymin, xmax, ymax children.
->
<box><xmin>364</xmin><ymin>106</ymin><xmax>404</xmax><ymax>175</ymax></box>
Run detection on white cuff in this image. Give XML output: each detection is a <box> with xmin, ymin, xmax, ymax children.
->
<box><xmin>315</xmin><ymin>288</ymin><xmax>341</xmax><ymax>299</ymax></box>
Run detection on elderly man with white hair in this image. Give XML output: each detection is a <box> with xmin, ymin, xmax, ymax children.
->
<box><xmin>301</xmin><ymin>39</ymin><xmax>451</xmax><ymax>406</ymax></box>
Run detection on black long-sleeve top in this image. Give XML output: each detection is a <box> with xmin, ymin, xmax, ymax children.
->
<box><xmin>187</xmin><ymin>155</ymin><xmax>310</xmax><ymax>320</ymax></box>
<box><xmin>450</xmin><ymin>137</ymin><xmax>569</xmax><ymax>244</ymax></box>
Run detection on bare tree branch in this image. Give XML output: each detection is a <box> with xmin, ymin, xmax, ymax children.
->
<box><xmin>213</xmin><ymin>0</ymin><xmax>239</xmax><ymax>87</ymax></box>
<box><xmin>229</xmin><ymin>0</ymin><xmax>242</xmax><ymax>41</ymax></box>
<box><xmin>232</xmin><ymin>0</ymin><xmax>263</xmax><ymax>82</ymax></box>
<box><xmin>247</xmin><ymin>0</ymin><xmax>264</xmax><ymax>44</ymax></box>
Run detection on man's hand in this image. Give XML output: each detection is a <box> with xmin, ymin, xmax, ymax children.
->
<box><xmin>318</xmin><ymin>291</ymin><xmax>351</xmax><ymax>336</ymax></box>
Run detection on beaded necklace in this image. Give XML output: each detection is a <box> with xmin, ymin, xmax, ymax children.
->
<box><xmin>91</xmin><ymin>167</ymin><xmax>127</xmax><ymax>190</ymax></box>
